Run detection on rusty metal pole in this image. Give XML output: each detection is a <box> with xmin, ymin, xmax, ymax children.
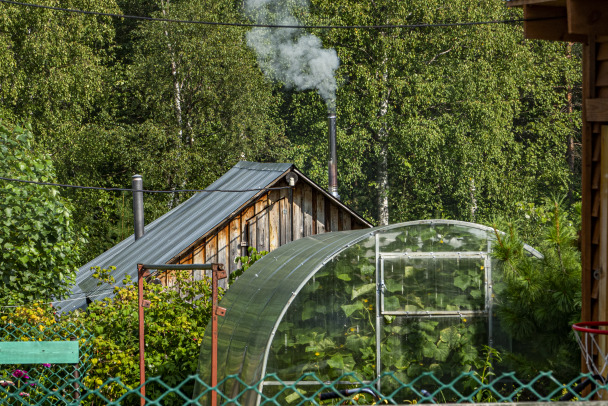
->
<box><xmin>138</xmin><ymin>264</ymin><xmax>146</xmax><ymax>406</ymax></box>
<box><xmin>211</xmin><ymin>264</ymin><xmax>227</xmax><ymax>406</ymax></box>
<box><xmin>211</xmin><ymin>264</ymin><xmax>219</xmax><ymax>406</ymax></box>
<box><xmin>134</xmin><ymin>175</ymin><xmax>146</xmax><ymax>406</ymax></box>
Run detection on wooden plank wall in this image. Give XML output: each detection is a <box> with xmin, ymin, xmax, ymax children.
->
<box><xmin>582</xmin><ymin>35</ymin><xmax>608</xmax><ymax>375</ymax></box>
<box><xmin>512</xmin><ymin>0</ymin><xmax>608</xmax><ymax>382</ymax></box>
<box><xmin>169</xmin><ymin>178</ymin><xmax>370</xmax><ymax>286</ymax></box>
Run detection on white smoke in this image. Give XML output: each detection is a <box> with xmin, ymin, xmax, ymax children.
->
<box><xmin>244</xmin><ymin>0</ymin><xmax>340</xmax><ymax>110</ymax></box>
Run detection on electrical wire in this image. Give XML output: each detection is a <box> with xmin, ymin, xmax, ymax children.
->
<box><xmin>0</xmin><ymin>176</ymin><xmax>292</xmax><ymax>193</ymax></box>
<box><xmin>0</xmin><ymin>272</ymin><xmax>212</xmax><ymax>309</ymax></box>
<box><xmin>0</xmin><ymin>0</ymin><xmax>563</xmax><ymax>29</ymax></box>
<box><xmin>0</xmin><ymin>289</ymin><xmax>116</xmax><ymax>309</ymax></box>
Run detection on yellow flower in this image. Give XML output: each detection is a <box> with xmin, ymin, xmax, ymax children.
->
<box><xmin>315</xmin><ymin>352</ymin><xmax>320</xmax><ymax>356</ymax></box>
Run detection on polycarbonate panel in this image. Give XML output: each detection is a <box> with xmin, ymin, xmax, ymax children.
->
<box><xmin>382</xmin><ymin>256</ymin><xmax>486</xmax><ymax>313</ymax></box>
<box><xmin>379</xmin><ymin>315</ymin><xmax>489</xmax><ymax>402</ymax></box>
<box><xmin>195</xmin><ymin>228</ymin><xmax>376</xmax><ymax>404</ymax></box>
<box><xmin>377</xmin><ymin>222</ymin><xmax>489</xmax><ymax>253</ymax></box>
<box><xmin>265</xmin><ymin>242</ymin><xmax>377</xmax><ymax>382</ymax></box>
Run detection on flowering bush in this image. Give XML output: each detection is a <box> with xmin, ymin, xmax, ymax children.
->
<box><xmin>69</xmin><ymin>268</ymin><xmax>219</xmax><ymax>404</ymax></box>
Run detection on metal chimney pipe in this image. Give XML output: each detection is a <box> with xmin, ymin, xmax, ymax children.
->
<box><xmin>132</xmin><ymin>174</ymin><xmax>145</xmax><ymax>240</ymax></box>
<box><xmin>328</xmin><ymin>113</ymin><xmax>340</xmax><ymax>199</ymax></box>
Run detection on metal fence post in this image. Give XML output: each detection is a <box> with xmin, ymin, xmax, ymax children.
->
<box><xmin>138</xmin><ymin>264</ymin><xmax>146</xmax><ymax>406</ymax></box>
<box><xmin>211</xmin><ymin>263</ymin><xmax>227</xmax><ymax>406</ymax></box>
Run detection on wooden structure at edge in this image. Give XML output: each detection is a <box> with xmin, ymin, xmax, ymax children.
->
<box><xmin>163</xmin><ymin>172</ymin><xmax>372</xmax><ymax>285</ymax></box>
<box><xmin>507</xmin><ymin>0</ymin><xmax>608</xmax><ymax>375</ymax></box>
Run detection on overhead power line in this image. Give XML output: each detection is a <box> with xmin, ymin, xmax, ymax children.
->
<box><xmin>0</xmin><ymin>0</ymin><xmax>562</xmax><ymax>29</ymax></box>
<box><xmin>0</xmin><ymin>176</ymin><xmax>291</xmax><ymax>193</ymax></box>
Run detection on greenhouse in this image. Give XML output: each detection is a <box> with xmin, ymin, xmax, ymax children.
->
<box><xmin>195</xmin><ymin>220</ymin><xmax>542</xmax><ymax>405</ymax></box>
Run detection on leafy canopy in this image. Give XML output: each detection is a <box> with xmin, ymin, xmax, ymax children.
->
<box><xmin>0</xmin><ymin>122</ymin><xmax>85</xmax><ymax>304</ymax></box>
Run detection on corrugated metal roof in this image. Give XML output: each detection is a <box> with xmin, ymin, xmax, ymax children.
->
<box><xmin>60</xmin><ymin>161</ymin><xmax>293</xmax><ymax>312</ymax></box>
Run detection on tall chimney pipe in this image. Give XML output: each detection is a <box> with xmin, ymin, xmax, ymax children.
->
<box><xmin>132</xmin><ymin>174</ymin><xmax>145</xmax><ymax>240</ymax></box>
<box><xmin>328</xmin><ymin>113</ymin><xmax>340</xmax><ymax>199</ymax></box>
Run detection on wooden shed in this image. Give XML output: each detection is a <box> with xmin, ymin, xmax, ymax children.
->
<box><xmin>167</xmin><ymin>162</ymin><xmax>372</xmax><ymax>280</ymax></box>
<box><xmin>507</xmin><ymin>0</ymin><xmax>608</xmax><ymax>373</ymax></box>
<box><xmin>61</xmin><ymin>162</ymin><xmax>372</xmax><ymax>312</ymax></box>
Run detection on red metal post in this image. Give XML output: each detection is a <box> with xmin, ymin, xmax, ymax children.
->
<box><xmin>211</xmin><ymin>263</ymin><xmax>227</xmax><ymax>406</ymax></box>
<box><xmin>138</xmin><ymin>264</ymin><xmax>146</xmax><ymax>406</ymax></box>
<box><xmin>211</xmin><ymin>264</ymin><xmax>219</xmax><ymax>406</ymax></box>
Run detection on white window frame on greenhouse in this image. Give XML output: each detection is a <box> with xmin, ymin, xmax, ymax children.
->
<box><xmin>374</xmin><ymin>234</ymin><xmax>496</xmax><ymax>384</ymax></box>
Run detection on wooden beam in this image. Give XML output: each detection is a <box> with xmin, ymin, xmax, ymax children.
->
<box><xmin>599</xmin><ymin>42</ymin><xmax>608</xmax><ymax>60</ymax></box>
<box><xmin>581</xmin><ymin>39</ymin><xmax>596</xmax><ymax>326</ymax></box>
<box><xmin>568</xmin><ymin>0</ymin><xmax>608</xmax><ymax>36</ymax></box>
<box><xmin>599</xmin><ymin>125</ymin><xmax>608</xmax><ymax>373</ymax></box>
<box><xmin>586</xmin><ymin>98</ymin><xmax>608</xmax><ymax>121</ymax></box>
<box><xmin>0</xmin><ymin>341</ymin><xmax>79</xmax><ymax>364</ymax></box>
<box><xmin>523</xmin><ymin>5</ymin><xmax>586</xmax><ymax>42</ymax></box>
<box><xmin>507</xmin><ymin>0</ymin><xmax>566</xmax><ymax>7</ymax></box>
<box><xmin>598</xmin><ymin>61</ymin><xmax>608</xmax><ymax>86</ymax></box>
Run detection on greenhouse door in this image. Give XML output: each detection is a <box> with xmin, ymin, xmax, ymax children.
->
<box><xmin>375</xmin><ymin>243</ymin><xmax>493</xmax><ymax>388</ymax></box>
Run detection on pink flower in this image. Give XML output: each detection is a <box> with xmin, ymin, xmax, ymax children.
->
<box><xmin>1</xmin><ymin>380</ymin><xmax>15</xmax><ymax>387</ymax></box>
<box><xmin>12</xmin><ymin>369</ymin><xmax>29</xmax><ymax>379</ymax></box>
<box><xmin>42</xmin><ymin>363</ymin><xmax>52</xmax><ymax>368</ymax></box>
<box><xmin>19</xmin><ymin>392</ymin><xmax>30</xmax><ymax>397</ymax></box>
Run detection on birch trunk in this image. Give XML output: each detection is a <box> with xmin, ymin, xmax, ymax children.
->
<box><xmin>377</xmin><ymin>59</ymin><xmax>391</xmax><ymax>226</ymax></box>
<box><xmin>160</xmin><ymin>0</ymin><xmax>187</xmax><ymax>144</ymax></box>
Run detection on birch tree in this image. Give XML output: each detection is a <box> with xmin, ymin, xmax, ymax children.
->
<box><xmin>289</xmin><ymin>0</ymin><xmax>581</xmax><ymax>225</ymax></box>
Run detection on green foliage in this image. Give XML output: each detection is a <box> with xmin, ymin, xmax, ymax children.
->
<box><xmin>230</xmin><ymin>247</ymin><xmax>268</xmax><ymax>285</ymax></box>
<box><xmin>0</xmin><ymin>123</ymin><xmax>85</xmax><ymax>305</ymax></box>
<box><xmin>1</xmin><ymin>0</ymin><xmax>288</xmax><ymax>263</ymax></box>
<box><xmin>0</xmin><ymin>0</ymin><xmax>584</xmax><ymax>258</ymax></box>
<box><xmin>55</xmin><ymin>267</ymin><xmax>218</xmax><ymax>404</ymax></box>
<box><xmin>463</xmin><ymin>346</ymin><xmax>502</xmax><ymax>403</ymax></box>
<box><xmin>1</xmin><ymin>267</ymin><xmax>218</xmax><ymax>405</ymax></box>
<box><xmin>284</xmin><ymin>0</ymin><xmax>581</xmax><ymax>225</ymax></box>
<box><xmin>492</xmin><ymin>199</ymin><xmax>581</xmax><ymax>381</ymax></box>
<box><xmin>66</xmin><ymin>268</ymin><xmax>219</xmax><ymax>404</ymax></box>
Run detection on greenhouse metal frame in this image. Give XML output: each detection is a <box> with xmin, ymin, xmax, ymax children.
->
<box><xmin>195</xmin><ymin>220</ymin><xmax>542</xmax><ymax>405</ymax></box>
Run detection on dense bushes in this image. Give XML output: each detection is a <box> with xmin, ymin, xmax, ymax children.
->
<box><xmin>492</xmin><ymin>199</ymin><xmax>581</xmax><ymax>381</ymax></box>
<box><xmin>1</xmin><ymin>269</ymin><xmax>218</xmax><ymax>405</ymax></box>
<box><xmin>0</xmin><ymin>122</ymin><xmax>85</xmax><ymax>305</ymax></box>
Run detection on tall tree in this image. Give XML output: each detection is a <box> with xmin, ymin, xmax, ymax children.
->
<box><xmin>121</xmin><ymin>0</ymin><xmax>288</xmax><ymax>208</ymax></box>
<box><xmin>0</xmin><ymin>0</ymin><xmax>126</xmax><ymax>259</ymax></box>
<box><xmin>0</xmin><ymin>0</ymin><xmax>119</xmax><ymax>140</ymax></box>
<box><xmin>285</xmin><ymin>0</ymin><xmax>581</xmax><ymax>225</ymax></box>
<box><xmin>0</xmin><ymin>122</ymin><xmax>84</xmax><ymax>304</ymax></box>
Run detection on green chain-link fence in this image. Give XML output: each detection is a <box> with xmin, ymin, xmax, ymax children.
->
<box><xmin>2</xmin><ymin>322</ymin><xmax>608</xmax><ymax>405</ymax></box>
<box><xmin>1</xmin><ymin>371</ymin><xmax>608</xmax><ymax>405</ymax></box>
<box><xmin>0</xmin><ymin>320</ymin><xmax>94</xmax><ymax>405</ymax></box>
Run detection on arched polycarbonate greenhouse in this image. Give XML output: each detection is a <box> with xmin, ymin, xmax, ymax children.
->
<box><xmin>195</xmin><ymin>220</ymin><xmax>542</xmax><ymax>405</ymax></box>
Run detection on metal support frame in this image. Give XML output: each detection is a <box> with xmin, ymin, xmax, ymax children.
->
<box><xmin>136</xmin><ymin>263</ymin><xmax>226</xmax><ymax>406</ymax></box>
